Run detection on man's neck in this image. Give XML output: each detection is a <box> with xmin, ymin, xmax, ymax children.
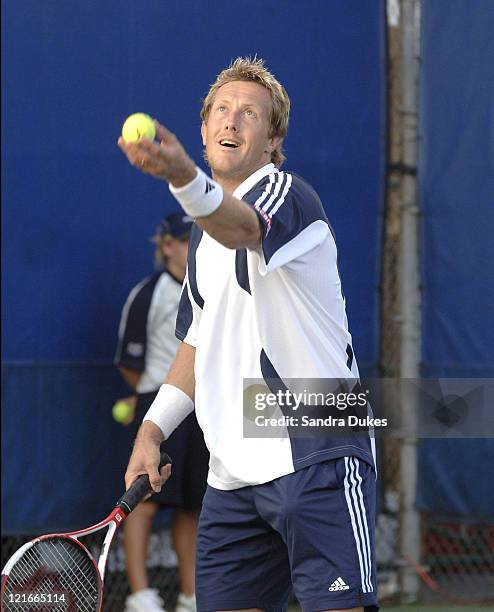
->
<box><xmin>211</xmin><ymin>170</ymin><xmax>247</xmax><ymax>194</ymax></box>
<box><xmin>212</xmin><ymin>161</ymin><xmax>271</xmax><ymax>195</ymax></box>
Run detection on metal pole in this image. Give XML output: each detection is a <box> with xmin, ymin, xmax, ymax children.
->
<box><xmin>399</xmin><ymin>0</ymin><xmax>422</xmax><ymax>603</ymax></box>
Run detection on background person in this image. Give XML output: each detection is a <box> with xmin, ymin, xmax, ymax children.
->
<box><xmin>115</xmin><ymin>212</ymin><xmax>208</xmax><ymax>612</ymax></box>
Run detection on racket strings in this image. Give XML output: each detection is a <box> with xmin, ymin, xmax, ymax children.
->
<box><xmin>3</xmin><ymin>537</ymin><xmax>100</xmax><ymax>611</ymax></box>
<box><xmin>35</xmin><ymin>538</ymin><xmax>96</xmax><ymax>608</ymax></box>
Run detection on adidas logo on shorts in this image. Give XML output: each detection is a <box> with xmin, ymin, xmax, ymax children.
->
<box><xmin>328</xmin><ymin>577</ymin><xmax>350</xmax><ymax>591</ymax></box>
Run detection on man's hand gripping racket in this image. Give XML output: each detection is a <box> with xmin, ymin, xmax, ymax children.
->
<box><xmin>1</xmin><ymin>451</ymin><xmax>171</xmax><ymax>611</ymax></box>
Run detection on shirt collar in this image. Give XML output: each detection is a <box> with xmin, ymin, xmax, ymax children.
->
<box><xmin>233</xmin><ymin>163</ymin><xmax>277</xmax><ymax>200</ymax></box>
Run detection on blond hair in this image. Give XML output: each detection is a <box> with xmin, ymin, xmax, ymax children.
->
<box><xmin>200</xmin><ymin>57</ymin><xmax>290</xmax><ymax>167</ymax></box>
<box><xmin>151</xmin><ymin>232</ymin><xmax>169</xmax><ymax>269</ymax></box>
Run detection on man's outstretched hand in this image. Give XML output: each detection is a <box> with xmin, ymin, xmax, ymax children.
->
<box><xmin>118</xmin><ymin>120</ymin><xmax>197</xmax><ymax>188</ymax></box>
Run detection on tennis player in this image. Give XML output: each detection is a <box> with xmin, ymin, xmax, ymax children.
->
<box><xmin>119</xmin><ymin>57</ymin><xmax>379</xmax><ymax>612</ymax></box>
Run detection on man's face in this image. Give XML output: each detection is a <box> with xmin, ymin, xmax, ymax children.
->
<box><xmin>201</xmin><ymin>80</ymin><xmax>281</xmax><ymax>182</ymax></box>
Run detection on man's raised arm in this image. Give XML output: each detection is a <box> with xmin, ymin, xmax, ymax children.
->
<box><xmin>118</xmin><ymin>122</ymin><xmax>262</xmax><ymax>250</ymax></box>
<box><xmin>194</xmin><ymin>192</ymin><xmax>261</xmax><ymax>249</ymax></box>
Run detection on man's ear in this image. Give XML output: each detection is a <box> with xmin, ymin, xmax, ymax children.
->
<box><xmin>266</xmin><ymin>135</ymin><xmax>283</xmax><ymax>154</ymax></box>
<box><xmin>201</xmin><ymin>122</ymin><xmax>207</xmax><ymax>147</ymax></box>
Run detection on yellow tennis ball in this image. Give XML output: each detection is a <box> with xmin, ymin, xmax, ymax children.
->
<box><xmin>112</xmin><ymin>400</ymin><xmax>133</xmax><ymax>423</ymax></box>
<box><xmin>121</xmin><ymin>113</ymin><xmax>156</xmax><ymax>143</ymax></box>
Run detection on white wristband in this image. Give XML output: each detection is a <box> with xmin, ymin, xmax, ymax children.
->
<box><xmin>169</xmin><ymin>166</ymin><xmax>223</xmax><ymax>218</ymax></box>
<box><xmin>143</xmin><ymin>384</ymin><xmax>194</xmax><ymax>439</ymax></box>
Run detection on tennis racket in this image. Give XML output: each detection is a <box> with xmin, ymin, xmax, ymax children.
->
<box><xmin>1</xmin><ymin>451</ymin><xmax>171</xmax><ymax>611</ymax></box>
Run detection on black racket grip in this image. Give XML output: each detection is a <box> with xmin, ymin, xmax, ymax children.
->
<box><xmin>117</xmin><ymin>451</ymin><xmax>172</xmax><ymax>515</ymax></box>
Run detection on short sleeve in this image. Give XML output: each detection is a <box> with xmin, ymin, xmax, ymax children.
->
<box><xmin>175</xmin><ymin>271</ymin><xmax>202</xmax><ymax>346</ymax></box>
<box><xmin>115</xmin><ymin>275</ymin><xmax>160</xmax><ymax>371</ymax></box>
<box><xmin>243</xmin><ymin>171</ymin><xmax>332</xmax><ymax>274</ymax></box>
<box><xmin>175</xmin><ymin>224</ymin><xmax>204</xmax><ymax>346</ymax></box>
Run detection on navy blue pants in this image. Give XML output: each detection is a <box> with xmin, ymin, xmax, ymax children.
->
<box><xmin>196</xmin><ymin>457</ymin><xmax>379</xmax><ymax>612</ymax></box>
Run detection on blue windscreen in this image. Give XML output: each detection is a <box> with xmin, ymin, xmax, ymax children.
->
<box><xmin>1</xmin><ymin>0</ymin><xmax>385</xmax><ymax>532</ymax></box>
<box><xmin>417</xmin><ymin>0</ymin><xmax>494</xmax><ymax>520</ymax></box>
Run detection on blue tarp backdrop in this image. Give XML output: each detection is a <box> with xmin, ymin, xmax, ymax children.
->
<box><xmin>417</xmin><ymin>1</ymin><xmax>494</xmax><ymax>520</ymax></box>
<box><xmin>2</xmin><ymin>1</ymin><xmax>386</xmax><ymax>533</ymax></box>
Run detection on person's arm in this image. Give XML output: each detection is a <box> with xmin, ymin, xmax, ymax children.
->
<box><xmin>118</xmin><ymin>366</ymin><xmax>141</xmax><ymax>390</ymax></box>
<box><xmin>163</xmin><ymin>340</ymin><xmax>196</xmax><ymax>397</ymax></box>
<box><xmin>195</xmin><ymin>192</ymin><xmax>261</xmax><ymax>249</ymax></box>
<box><xmin>124</xmin><ymin>342</ymin><xmax>196</xmax><ymax>492</ymax></box>
<box><xmin>114</xmin><ymin>281</ymin><xmax>147</xmax><ymax>389</ymax></box>
<box><xmin>114</xmin><ymin>304</ymin><xmax>143</xmax><ymax>425</ymax></box>
<box><xmin>117</xmin><ymin>122</ymin><xmax>261</xmax><ymax>249</ymax></box>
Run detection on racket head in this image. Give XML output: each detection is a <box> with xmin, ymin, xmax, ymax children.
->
<box><xmin>1</xmin><ymin>534</ymin><xmax>102</xmax><ymax>611</ymax></box>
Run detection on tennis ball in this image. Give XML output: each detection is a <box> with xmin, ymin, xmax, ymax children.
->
<box><xmin>112</xmin><ymin>400</ymin><xmax>133</xmax><ymax>423</ymax></box>
<box><xmin>121</xmin><ymin>113</ymin><xmax>156</xmax><ymax>143</ymax></box>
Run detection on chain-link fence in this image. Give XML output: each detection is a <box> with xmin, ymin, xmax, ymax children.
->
<box><xmin>374</xmin><ymin>455</ymin><xmax>494</xmax><ymax>606</ymax></box>
<box><xmin>4</xmin><ymin>519</ymin><xmax>493</xmax><ymax>610</ymax></box>
<box><xmin>1</xmin><ymin>529</ymin><xmax>180</xmax><ymax>612</ymax></box>
<box><xmin>420</xmin><ymin>517</ymin><xmax>494</xmax><ymax>605</ymax></box>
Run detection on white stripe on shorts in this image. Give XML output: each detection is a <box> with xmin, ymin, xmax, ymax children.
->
<box><xmin>343</xmin><ymin>456</ymin><xmax>374</xmax><ymax>594</ymax></box>
<box><xmin>352</xmin><ymin>457</ymin><xmax>374</xmax><ymax>592</ymax></box>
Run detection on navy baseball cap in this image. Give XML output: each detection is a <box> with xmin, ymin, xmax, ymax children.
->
<box><xmin>157</xmin><ymin>213</ymin><xmax>194</xmax><ymax>239</ymax></box>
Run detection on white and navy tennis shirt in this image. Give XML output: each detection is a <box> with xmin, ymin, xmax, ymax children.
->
<box><xmin>176</xmin><ymin>163</ymin><xmax>375</xmax><ymax>490</ymax></box>
<box><xmin>116</xmin><ymin>269</ymin><xmax>182</xmax><ymax>393</ymax></box>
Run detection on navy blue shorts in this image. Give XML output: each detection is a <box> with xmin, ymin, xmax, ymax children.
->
<box><xmin>196</xmin><ymin>457</ymin><xmax>379</xmax><ymax>612</ymax></box>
